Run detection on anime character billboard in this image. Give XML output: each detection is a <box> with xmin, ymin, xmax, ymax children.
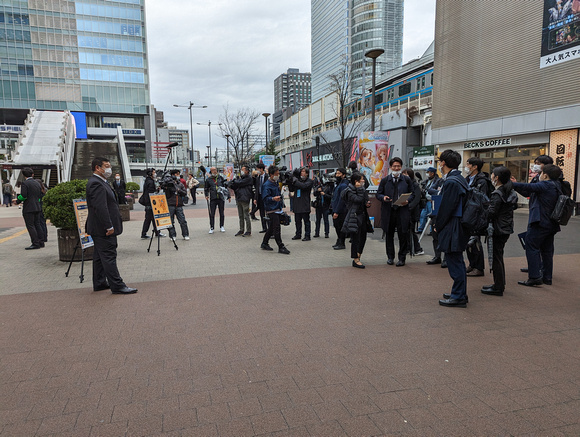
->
<box><xmin>355</xmin><ymin>131</ymin><xmax>392</xmax><ymax>190</ymax></box>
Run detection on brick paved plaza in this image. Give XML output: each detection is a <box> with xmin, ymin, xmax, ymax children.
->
<box><xmin>1</xmin><ymin>203</ymin><xmax>579</xmax><ymax>436</ymax></box>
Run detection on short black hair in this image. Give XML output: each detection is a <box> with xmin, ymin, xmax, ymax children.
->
<box><xmin>403</xmin><ymin>168</ymin><xmax>415</xmax><ymax>180</ymax></box>
<box><xmin>91</xmin><ymin>157</ymin><xmax>109</xmax><ymax>171</ymax></box>
<box><xmin>256</xmin><ymin>163</ymin><xmax>265</xmax><ymax>170</ymax></box>
<box><xmin>389</xmin><ymin>157</ymin><xmax>403</xmax><ymax>167</ymax></box>
<box><xmin>347</xmin><ymin>160</ymin><xmax>358</xmax><ymax>170</ymax></box>
<box><xmin>146</xmin><ymin>168</ymin><xmax>156</xmax><ymax>176</ymax></box>
<box><xmin>336</xmin><ymin>167</ymin><xmax>347</xmax><ymax>175</ymax></box>
<box><xmin>350</xmin><ymin>172</ymin><xmax>363</xmax><ymax>185</ymax></box>
<box><xmin>467</xmin><ymin>157</ymin><xmax>484</xmax><ymax>172</ymax></box>
<box><xmin>268</xmin><ymin>165</ymin><xmax>279</xmax><ymax>176</ymax></box>
<box><xmin>535</xmin><ymin>155</ymin><xmax>553</xmax><ymax>165</ymax></box>
<box><xmin>542</xmin><ymin>164</ymin><xmax>562</xmax><ymax>180</ymax></box>
<box><xmin>170</xmin><ymin>169</ymin><xmax>180</xmax><ymax>176</ymax></box>
<box><xmin>492</xmin><ymin>166</ymin><xmax>511</xmax><ymax>185</ymax></box>
<box><xmin>22</xmin><ymin>167</ymin><xmax>34</xmax><ymax>178</ymax></box>
<box><xmin>439</xmin><ymin>149</ymin><xmax>461</xmax><ymax>169</ymax></box>
<box><xmin>415</xmin><ymin>172</ymin><xmax>422</xmax><ymax>181</ymax></box>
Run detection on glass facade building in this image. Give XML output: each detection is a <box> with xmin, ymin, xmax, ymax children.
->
<box><xmin>0</xmin><ymin>0</ymin><xmax>150</xmax><ymax>115</ymax></box>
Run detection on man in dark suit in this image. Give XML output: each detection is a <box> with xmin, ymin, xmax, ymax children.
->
<box><xmin>253</xmin><ymin>163</ymin><xmax>268</xmax><ymax>232</ymax></box>
<box><xmin>86</xmin><ymin>157</ymin><xmax>137</xmax><ymax>294</ymax></box>
<box><xmin>376</xmin><ymin>157</ymin><xmax>413</xmax><ymax>266</ymax></box>
<box><xmin>111</xmin><ymin>173</ymin><xmax>127</xmax><ymax>204</ymax></box>
<box><xmin>436</xmin><ymin>150</ymin><xmax>470</xmax><ymax>308</ymax></box>
<box><xmin>512</xmin><ymin>164</ymin><xmax>562</xmax><ymax>287</ymax></box>
<box><xmin>18</xmin><ymin>167</ymin><xmax>45</xmax><ymax>250</ymax></box>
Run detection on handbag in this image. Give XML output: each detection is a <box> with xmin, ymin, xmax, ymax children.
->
<box><xmin>138</xmin><ymin>193</ymin><xmax>147</xmax><ymax>206</ymax></box>
<box><xmin>281</xmin><ymin>212</ymin><xmax>291</xmax><ymax>226</ymax></box>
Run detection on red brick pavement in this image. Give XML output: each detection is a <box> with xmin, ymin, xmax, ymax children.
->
<box><xmin>0</xmin><ymin>255</ymin><xmax>579</xmax><ymax>436</ymax></box>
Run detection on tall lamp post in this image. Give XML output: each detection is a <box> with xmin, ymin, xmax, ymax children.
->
<box><xmin>197</xmin><ymin>121</ymin><xmax>221</xmax><ymax>168</ymax></box>
<box><xmin>173</xmin><ymin>102</ymin><xmax>207</xmax><ymax>170</ymax></box>
<box><xmin>262</xmin><ymin>112</ymin><xmax>271</xmax><ymax>147</ymax></box>
<box><xmin>364</xmin><ymin>49</ymin><xmax>384</xmax><ymax>132</ymax></box>
<box><xmin>225</xmin><ymin>134</ymin><xmax>231</xmax><ymax>163</ymax></box>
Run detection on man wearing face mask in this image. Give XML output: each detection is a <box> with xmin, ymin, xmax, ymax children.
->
<box><xmin>165</xmin><ymin>169</ymin><xmax>189</xmax><ymax>241</ymax></box>
<box><xmin>376</xmin><ymin>157</ymin><xmax>413</xmax><ymax>267</ymax></box>
<box><xmin>140</xmin><ymin>168</ymin><xmax>165</xmax><ymax>239</ymax></box>
<box><xmin>230</xmin><ymin>165</ymin><xmax>254</xmax><ymax>236</ymax></box>
<box><xmin>204</xmin><ymin>167</ymin><xmax>230</xmax><ymax>233</ymax></box>
<box><xmin>330</xmin><ymin>168</ymin><xmax>349</xmax><ymax>250</ymax></box>
<box><xmin>291</xmin><ymin>167</ymin><xmax>314</xmax><ymax>241</ymax></box>
<box><xmin>86</xmin><ymin>157</ymin><xmax>137</xmax><ymax>294</ymax></box>
<box><xmin>464</xmin><ymin>157</ymin><xmax>493</xmax><ymax>277</ymax></box>
<box><xmin>260</xmin><ymin>165</ymin><xmax>290</xmax><ymax>254</ymax></box>
<box><xmin>111</xmin><ymin>173</ymin><xmax>127</xmax><ymax>204</ymax></box>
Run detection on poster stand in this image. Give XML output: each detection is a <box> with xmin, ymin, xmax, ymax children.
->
<box><xmin>65</xmin><ymin>242</ymin><xmax>86</xmax><ymax>283</ymax></box>
<box><xmin>65</xmin><ymin>199</ymin><xmax>94</xmax><ymax>283</ymax></box>
<box><xmin>147</xmin><ymin>193</ymin><xmax>177</xmax><ymax>256</ymax></box>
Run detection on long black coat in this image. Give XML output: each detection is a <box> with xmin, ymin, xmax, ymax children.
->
<box><xmin>86</xmin><ymin>175</ymin><xmax>123</xmax><ymax>237</ymax></box>
<box><xmin>292</xmin><ymin>177</ymin><xmax>314</xmax><ymax>214</ymax></box>
<box><xmin>20</xmin><ymin>177</ymin><xmax>43</xmax><ymax>214</ymax></box>
<box><xmin>376</xmin><ymin>174</ymin><xmax>413</xmax><ymax>233</ymax></box>
<box><xmin>488</xmin><ymin>181</ymin><xmax>518</xmax><ymax>236</ymax></box>
<box><xmin>111</xmin><ymin>179</ymin><xmax>127</xmax><ymax>204</ymax></box>
<box><xmin>435</xmin><ymin>170</ymin><xmax>469</xmax><ymax>253</ymax></box>
<box><xmin>341</xmin><ymin>185</ymin><xmax>368</xmax><ymax>234</ymax></box>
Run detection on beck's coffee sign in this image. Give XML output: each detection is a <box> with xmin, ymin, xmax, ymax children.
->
<box><xmin>464</xmin><ymin>138</ymin><xmax>512</xmax><ymax>149</ymax></box>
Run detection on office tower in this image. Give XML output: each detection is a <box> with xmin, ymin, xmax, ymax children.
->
<box><xmin>274</xmin><ymin>68</ymin><xmax>311</xmax><ymax>114</ymax></box>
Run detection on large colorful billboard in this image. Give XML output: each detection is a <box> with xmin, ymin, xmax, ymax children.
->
<box><xmin>354</xmin><ymin>131</ymin><xmax>391</xmax><ymax>189</ymax></box>
<box><xmin>541</xmin><ymin>0</ymin><xmax>580</xmax><ymax>68</ymax></box>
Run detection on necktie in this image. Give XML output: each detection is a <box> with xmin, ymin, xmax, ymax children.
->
<box><xmin>393</xmin><ymin>177</ymin><xmax>399</xmax><ymax>201</ymax></box>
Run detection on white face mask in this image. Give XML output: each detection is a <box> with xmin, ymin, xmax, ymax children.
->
<box><xmin>103</xmin><ymin>167</ymin><xmax>112</xmax><ymax>178</ymax></box>
<box><xmin>272</xmin><ymin>175</ymin><xmax>280</xmax><ymax>181</ymax></box>
<box><xmin>532</xmin><ymin>164</ymin><xmax>542</xmax><ymax>173</ymax></box>
<box><xmin>464</xmin><ymin>166</ymin><xmax>471</xmax><ymax>173</ymax></box>
<box><xmin>115</xmin><ymin>176</ymin><xmax>120</xmax><ymax>180</ymax></box>
<box><xmin>391</xmin><ymin>170</ymin><xmax>401</xmax><ymax>177</ymax></box>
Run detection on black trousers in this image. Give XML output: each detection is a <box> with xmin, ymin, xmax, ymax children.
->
<box><xmin>350</xmin><ymin>227</ymin><xmax>367</xmax><ymax>258</ymax></box>
<box><xmin>294</xmin><ymin>212</ymin><xmax>311</xmax><ymax>237</ymax></box>
<box><xmin>408</xmin><ymin>219</ymin><xmax>422</xmax><ymax>254</ymax></box>
<box><xmin>432</xmin><ymin>227</ymin><xmax>442</xmax><ymax>258</ymax></box>
<box><xmin>492</xmin><ymin>234</ymin><xmax>510</xmax><ymax>291</ymax></box>
<box><xmin>257</xmin><ymin>198</ymin><xmax>267</xmax><ymax>231</ymax></box>
<box><xmin>467</xmin><ymin>236</ymin><xmax>485</xmax><ymax>271</ymax></box>
<box><xmin>386</xmin><ymin>210</ymin><xmax>409</xmax><ymax>261</ymax></box>
<box><xmin>263</xmin><ymin>212</ymin><xmax>283</xmax><ymax>248</ymax></box>
<box><xmin>91</xmin><ymin>234</ymin><xmax>126</xmax><ymax>291</ymax></box>
<box><xmin>23</xmin><ymin>211</ymin><xmax>44</xmax><ymax>246</ymax></box>
<box><xmin>209</xmin><ymin>199</ymin><xmax>225</xmax><ymax>229</ymax></box>
<box><xmin>315</xmin><ymin>207</ymin><xmax>330</xmax><ymax>236</ymax></box>
<box><xmin>525</xmin><ymin>224</ymin><xmax>556</xmax><ymax>281</ymax></box>
<box><xmin>333</xmin><ymin>212</ymin><xmax>346</xmax><ymax>245</ymax></box>
<box><xmin>141</xmin><ymin>206</ymin><xmax>160</xmax><ymax>237</ymax></box>
<box><xmin>191</xmin><ymin>189</ymin><xmax>197</xmax><ymax>205</ymax></box>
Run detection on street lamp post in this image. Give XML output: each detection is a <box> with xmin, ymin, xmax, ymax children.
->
<box><xmin>173</xmin><ymin>101</ymin><xmax>207</xmax><ymax>170</ymax></box>
<box><xmin>197</xmin><ymin>121</ymin><xmax>221</xmax><ymax>169</ymax></box>
<box><xmin>225</xmin><ymin>134</ymin><xmax>230</xmax><ymax>163</ymax></box>
<box><xmin>365</xmin><ymin>49</ymin><xmax>384</xmax><ymax>132</ymax></box>
<box><xmin>262</xmin><ymin>113</ymin><xmax>271</xmax><ymax>147</ymax></box>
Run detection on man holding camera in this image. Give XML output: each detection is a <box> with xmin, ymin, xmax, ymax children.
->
<box><xmin>140</xmin><ymin>168</ymin><xmax>166</xmax><ymax>239</ymax></box>
<box><xmin>204</xmin><ymin>167</ymin><xmax>230</xmax><ymax>234</ymax></box>
<box><xmin>165</xmin><ymin>169</ymin><xmax>190</xmax><ymax>241</ymax></box>
<box><xmin>330</xmin><ymin>168</ymin><xmax>349</xmax><ymax>250</ymax></box>
<box><xmin>291</xmin><ymin>167</ymin><xmax>314</xmax><ymax>241</ymax></box>
<box><xmin>230</xmin><ymin>165</ymin><xmax>254</xmax><ymax>237</ymax></box>
<box><xmin>261</xmin><ymin>165</ymin><xmax>290</xmax><ymax>254</ymax></box>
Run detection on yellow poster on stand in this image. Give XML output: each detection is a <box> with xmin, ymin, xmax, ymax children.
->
<box><xmin>149</xmin><ymin>194</ymin><xmax>173</xmax><ymax>230</ymax></box>
<box><xmin>72</xmin><ymin>199</ymin><xmax>94</xmax><ymax>249</ymax></box>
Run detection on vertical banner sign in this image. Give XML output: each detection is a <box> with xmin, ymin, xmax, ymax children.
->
<box><xmin>549</xmin><ymin>129</ymin><xmax>578</xmax><ymax>199</ymax></box>
<box><xmin>541</xmin><ymin>0</ymin><xmax>580</xmax><ymax>68</ymax></box>
<box><xmin>412</xmin><ymin>145</ymin><xmax>435</xmax><ymax>170</ymax></box>
<box><xmin>357</xmin><ymin>131</ymin><xmax>391</xmax><ymax>189</ymax></box>
<box><xmin>224</xmin><ymin>163</ymin><xmax>234</xmax><ymax>181</ymax></box>
<box><xmin>259</xmin><ymin>155</ymin><xmax>275</xmax><ymax>168</ymax></box>
<box><xmin>149</xmin><ymin>194</ymin><xmax>173</xmax><ymax>230</ymax></box>
<box><xmin>72</xmin><ymin>199</ymin><xmax>94</xmax><ymax>249</ymax></box>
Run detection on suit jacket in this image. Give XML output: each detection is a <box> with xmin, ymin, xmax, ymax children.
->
<box><xmin>376</xmin><ymin>174</ymin><xmax>413</xmax><ymax>233</ymax></box>
<box><xmin>20</xmin><ymin>177</ymin><xmax>43</xmax><ymax>214</ymax></box>
<box><xmin>86</xmin><ymin>174</ymin><xmax>123</xmax><ymax>237</ymax></box>
<box><xmin>513</xmin><ymin>180</ymin><xmax>560</xmax><ymax>232</ymax></box>
<box><xmin>254</xmin><ymin>173</ymin><xmax>267</xmax><ymax>204</ymax></box>
<box><xmin>435</xmin><ymin>170</ymin><xmax>469</xmax><ymax>253</ymax></box>
<box><xmin>111</xmin><ymin>179</ymin><xmax>126</xmax><ymax>204</ymax></box>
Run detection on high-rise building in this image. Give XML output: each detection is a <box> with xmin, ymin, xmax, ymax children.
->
<box><xmin>274</xmin><ymin>68</ymin><xmax>311</xmax><ymax>114</ymax></box>
<box><xmin>311</xmin><ymin>0</ymin><xmax>404</xmax><ymax>102</ymax></box>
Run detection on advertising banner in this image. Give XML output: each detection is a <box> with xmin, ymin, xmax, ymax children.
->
<box><xmin>224</xmin><ymin>163</ymin><xmax>234</xmax><ymax>181</ymax></box>
<box><xmin>72</xmin><ymin>199</ymin><xmax>94</xmax><ymax>249</ymax></box>
<box><xmin>259</xmin><ymin>155</ymin><xmax>275</xmax><ymax>168</ymax></box>
<box><xmin>149</xmin><ymin>194</ymin><xmax>173</xmax><ymax>230</ymax></box>
<box><xmin>412</xmin><ymin>145</ymin><xmax>435</xmax><ymax>170</ymax></box>
<box><xmin>541</xmin><ymin>0</ymin><xmax>580</xmax><ymax>68</ymax></box>
<box><xmin>356</xmin><ymin>131</ymin><xmax>391</xmax><ymax>189</ymax></box>
<box><xmin>549</xmin><ymin>129</ymin><xmax>578</xmax><ymax>199</ymax></box>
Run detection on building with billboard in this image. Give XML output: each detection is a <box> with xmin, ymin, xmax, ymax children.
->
<box><xmin>431</xmin><ymin>0</ymin><xmax>580</xmax><ymax>200</ymax></box>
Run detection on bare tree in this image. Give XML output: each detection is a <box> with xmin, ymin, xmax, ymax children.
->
<box><xmin>218</xmin><ymin>106</ymin><xmax>261</xmax><ymax>168</ymax></box>
<box><xmin>317</xmin><ymin>61</ymin><xmax>369</xmax><ymax>168</ymax></box>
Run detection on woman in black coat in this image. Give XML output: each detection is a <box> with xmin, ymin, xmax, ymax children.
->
<box><xmin>341</xmin><ymin>173</ymin><xmax>371</xmax><ymax>268</ymax></box>
<box><xmin>481</xmin><ymin>166</ymin><xmax>518</xmax><ymax>296</ymax></box>
<box><xmin>403</xmin><ymin>168</ymin><xmax>424</xmax><ymax>256</ymax></box>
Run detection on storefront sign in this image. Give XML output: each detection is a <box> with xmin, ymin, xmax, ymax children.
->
<box><xmin>541</xmin><ymin>0</ymin><xmax>580</xmax><ymax>68</ymax></box>
<box><xmin>549</xmin><ymin>129</ymin><xmax>578</xmax><ymax>199</ymax></box>
<box><xmin>312</xmin><ymin>154</ymin><xmax>333</xmax><ymax>163</ymax></box>
<box><xmin>412</xmin><ymin>145</ymin><xmax>435</xmax><ymax>170</ymax></box>
<box><xmin>72</xmin><ymin>199</ymin><xmax>94</xmax><ymax>249</ymax></box>
<box><xmin>0</xmin><ymin>125</ymin><xmax>23</xmax><ymax>133</ymax></box>
<box><xmin>464</xmin><ymin>138</ymin><xmax>512</xmax><ymax>149</ymax></box>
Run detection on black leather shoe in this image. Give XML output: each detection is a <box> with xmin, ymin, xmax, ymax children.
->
<box><xmin>467</xmin><ymin>269</ymin><xmax>484</xmax><ymax>277</ymax></box>
<box><xmin>93</xmin><ymin>284</ymin><xmax>110</xmax><ymax>291</ymax></box>
<box><xmin>352</xmin><ymin>260</ymin><xmax>365</xmax><ymax>269</ymax></box>
<box><xmin>387</xmin><ymin>259</ymin><xmax>394</xmax><ymax>265</ymax></box>
<box><xmin>520</xmin><ymin>268</ymin><xmax>528</xmax><ymax>273</ymax></box>
<box><xmin>542</xmin><ymin>278</ymin><xmax>552</xmax><ymax>285</ymax></box>
<box><xmin>426</xmin><ymin>257</ymin><xmax>441</xmax><ymax>265</ymax></box>
<box><xmin>235</xmin><ymin>231</ymin><xmax>244</xmax><ymax>236</ymax></box>
<box><xmin>39</xmin><ymin>242</ymin><xmax>45</xmax><ymax>248</ymax></box>
<box><xmin>481</xmin><ymin>287</ymin><xmax>503</xmax><ymax>296</ymax></box>
<box><xmin>243</xmin><ymin>232</ymin><xmax>251</xmax><ymax>237</ymax></box>
<box><xmin>396</xmin><ymin>260</ymin><xmax>405</xmax><ymax>267</ymax></box>
<box><xmin>439</xmin><ymin>298</ymin><xmax>467</xmax><ymax>307</ymax></box>
<box><xmin>325</xmin><ymin>234</ymin><xmax>329</xmax><ymax>238</ymax></box>
<box><xmin>518</xmin><ymin>278</ymin><xmax>543</xmax><ymax>287</ymax></box>
<box><xmin>333</xmin><ymin>244</ymin><xmax>346</xmax><ymax>250</ymax></box>
<box><xmin>251</xmin><ymin>216</ymin><xmax>259</xmax><ymax>221</ymax></box>
<box><xmin>259</xmin><ymin>230</ymin><xmax>267</xmax><ymax>233</ymax></box>
<box><xmin>25</xmin><ymin>245</ymin><xmax>41</xmax><ymax>250</ymax></box>
<box><xmin>291</xmin><ymin>235</ymin><xmax>301</xmax><ymax>240</ymax></box>
<box><xmin>112</xmin><ymin>287</ymin><xmax>137</xmax><ymax>294</ymax></box>
<box><xmin>442</xmin><ymin>293</ymin><xmax>469</xmax><ymax>303</ymax></box>
<box><xmin>278</xmin><ymin>246</ymin><xmax>290</xmax><ymax>255</ymax></box>
<box><xmin>260</xmin><ymin>243</ymin><xmax>273</xmax><ymax>251</ymax></box>
<box><xmin>302</xmin><ymin>237</ymin><xmax>311</xmax><ymax>241</ymax></box>
<box><xmin>313</xmin><ymin>234</ymin><xmax>320</xmax><ymax>238</ymax></box>
<box><xmin>441</xmin><ymin>260</ymin><xmax>448</xmax><ymax>268</ymax></box>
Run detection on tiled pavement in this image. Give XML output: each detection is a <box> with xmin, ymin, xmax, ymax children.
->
<box><xmin>0</xmin><ymin>204</ymin><xmax>579</xmax><ymax>436</ymax></box>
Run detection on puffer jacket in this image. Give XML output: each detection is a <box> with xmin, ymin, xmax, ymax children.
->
<box><xmin>487</xmin><ymin>181</ymin><xmax>518</xmax><ymax>236</ymax></box>
<box><xmin>341</xmin><ymin>184</ymin><xmax>369</xmax><ymax>234</ymax></box>
<box><xmin>230</xmin><ymin>174</ymin><xmax>254</xmax><ymax>203</ymax></box>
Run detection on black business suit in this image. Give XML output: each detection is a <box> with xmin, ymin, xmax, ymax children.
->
<box><xmin>111</xmin><ymin>179</ymin><xmax>127</xmax><ymax>204</ymax></box>
<box><xmin>86</xmin><ymin>174</ymin><xmax>127</xmax><ymax>291</ymax></box>
<box><xmin>21</xmin><ymin>177</ymin><xmax>45</xmax><ymax>247</ymax></box>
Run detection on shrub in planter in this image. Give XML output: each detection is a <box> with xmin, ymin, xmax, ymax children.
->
<box><xmin>126</xmin><ymin>182</ymin><xmax>140</xmax><ymax>192</ymax></box>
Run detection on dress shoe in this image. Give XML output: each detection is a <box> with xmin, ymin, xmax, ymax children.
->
<box><xmin>313</xmin><ymin>234</ymin><xmax>320</xmax><ymax>238</ymax></box>
<box><xmin>278</xmin><ymin>246</ymin><xmax>290</xmax><ymax>255</ymax></box>
<box><xmin>466</xmin><ymin>269</ymin><xmax>484</xmax><ymax>277</ymax></box>
<box><xmin>259</xmin><ymin>230</ymin><xmax>267</xmax><ymax>233</ymax></box>
<box><xmin>443</xmin><ymin>293</ymin><xmax>469</xmax><ymax>303</ymax></box>
<box><xmin>235</xmin><ymin>230</ymin><xmax>244</xmax><ymax>236</ymax></box>
<box><xmin>520</xmin><ymin>268</ymin><xmax>528</xmax><ymax>273</ymax></box>
<box><xmin>93</xmin><ymin>284</ymin><xmax>110</xmax><ymax>291</ymax></box>
<box><xmin>481</xmin><ymin>284</ymin><xmax>495</xmax><ymax>291</ymax></box>
<box><xmin>251</xmin><ymin>216</ymin><xmax>259</xmax><ymax>221</ymax></box>
<box><xmin>426</xmin><ymin>257</ymin><xmax>441</xmax><ymax>265</ymax></box>
<box><xmin>542</xmin><ymin>278</ymin><xmax>552</xmax><ymax>285</ymax></box>
<box><xmin>25</xmin><ymin>245</ymin><xmax>41</xmax><ymax>250</ymax></box>
<box><xmin>441</xmin><ymin>260</ymin><xmax>448</xmax><ymax>268</ymax></box>
<box><xmin>243</xmin><ymin>232</ymin><xmax>251</xmax><ymax>237</ymax></box>
<box><xmin>439</xmin><ymin>298</ymin><xmax>467</xmax><ymax>308</ymax></box>
<box><xmin>518</xmin><ymin>278</ymin><xmax>543</xmax><ymax>287</ymax></box>
<box><xmin>325</xmin><ymin>234</ymin><xmax>329</xmax><ymax>238</ymax></box>
<box><xmin>466</xmin><ymin>266</ymin><xmax>474</xmax><ymax>273</ymax></box>
<box><xmin>481</xmin><ymin>286</ymin><xmax>503</xmax><ymax>296</ymax></box>
<box><xmin>387</xmin><ymin>259</ymin><xmax>394</xmax><ymax>265</ymax></box>
<box><xmin>291</xmin><ymin>235</ymin><xmax>301</xmax><ymax>240</ymax></box>
<box><xmin>396</xmin><ymin>260</ymin><xmax>405</xmax><ymax>267</ymax></box>
<box><xmin>302</xmin><ymin>236</ymin><xmax>311</xmax><ymax>241</ymax></box>
<box><xmin>352</xmin><ymin>260</ymin><xmax>365</xmax><ymax>269</ymax></box>
<box><xmin>333</xmin><ymin>244</ymin><xmax>346</xmax><ymax>250</ymax></box>
<box><xmin>260</xmin><ymin>243</ymin><xmax>273</xmax><ymax>251</ymax></box>
<box><xmin>39</xmin><ymin>242</ymin><xmax>45</xmax><ymax>248</ymax></box>
<box><xmin>112</xmin><ymin>287</ymin><xmax>137</xmax><ymax>294</ymax></box>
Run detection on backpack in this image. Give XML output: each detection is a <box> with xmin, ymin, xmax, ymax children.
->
<box><xmin>550</xmin><ymin>183</ymin><xmax>574</xmax><ymax>226</ymax></box>
<box><xmin>3</xmin><ymin>184</ymin><xmax>11</xmax><ymax>194</ymax></box>
<box><xmin>560</xmin><ymin>179</ymin><xmax>572</xmax><ymax>197</ymax></box>
<box><xmin>461</xmin><ymin>187</ymin><xmax>490</xmax><ymax>235</ymax></box>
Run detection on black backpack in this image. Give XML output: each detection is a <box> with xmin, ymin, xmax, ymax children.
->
<box><xmin>551</xmin><ymin>183</ymin><xmax>575</xmax><ymax>226</ymax></box>
<box><xmin>461</xmin><ymin>187</ymin><xmax>490</xmax><ymax>235</ymax></box>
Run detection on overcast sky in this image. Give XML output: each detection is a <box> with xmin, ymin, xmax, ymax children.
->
<box><xmin>146</xmin><ymin>0</ymin><xmax>436</xmax><ymax>155</ymax></box>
